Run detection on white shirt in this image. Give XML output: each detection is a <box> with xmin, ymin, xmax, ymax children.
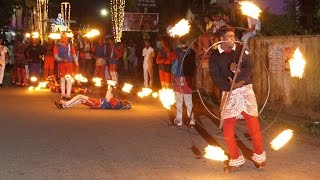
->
<box><xmin>142</xmin><ymin>47</ymin><xmax>154</xmax><ymax>65</ymax></box>
<box><xmin>84</xmin><ymin>42</ymin><xmax>92</xmax><ymax>59</ymax></box>
<box><xmin>0</xmin><ymin>45</ymin><xmax>8</xmax><ymax>66</ymax></box>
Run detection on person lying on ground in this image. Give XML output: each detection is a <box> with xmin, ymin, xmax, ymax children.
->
<box><xmin>54</xmin><ymin>85</ymin><xmax>131</xmax><ymax>110</ymax></box>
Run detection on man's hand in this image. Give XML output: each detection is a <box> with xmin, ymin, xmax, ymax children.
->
<box><xmin>230</xmin><ymin>63</ymin><xmax>240</xmax><ymax>73</ymax></box>
<box><xmin>228</xmin><ymin>77</ymin><xmax>245</xmax><ymax>90</ymax></box>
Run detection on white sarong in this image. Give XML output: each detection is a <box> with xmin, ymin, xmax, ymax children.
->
<box><xmin>220</xmin><ymin>84</ymin><xmax>258</xmax><ymax>120</ymax></box>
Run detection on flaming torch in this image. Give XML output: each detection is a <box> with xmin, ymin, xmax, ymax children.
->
<box><xmin>168</xmin><ymin>19</ymin><xmax>191</xmax><ymax>38</ymax></box>
<box><xmin>152</xmin><ymin>92</ymin><xmax>158</xmax><ymax>98</ymax></box>
<box><xmin>204</xmin><ymin>145</ymin><xmax>228</xmax><ymax>161</ymax></box>
<box><xmin>289</xmin><ymin>48</ymin><xmax>306</xmax><ymax>79</ymax></box>
<box><xmin>30</xmin><ymin>76</ymin><xmax>38</xmax><ymax>82</ymax></box>
<box><xmin>271</xmin><ymin>129</ymin><xmax>294</xmax><ymax>151</ymax></box>
<box><xmin>137</xmin><ymin>88</ymin><xmax>153</xmax><ymax>98</ymax></box>
<box><xmin>122</xmin><ymin>83</ymin><xmax>133</xmax><ymax>93</ymax></box>
<box><xmin>159</xmin><ymin>88</ymin><xmax>175</xmax><ymax>110</ymax></box>
<box><xmin>93</xmin><ymin>77</ymin><xmax>103</xmax><ymax>87</ymax></box>
<box><xmin>74</xmin><ymin>74</ymin><xmax>88</xmax><ymax>83</ymax></box>
<box><xmin>107</xmin><ymin>80</ymin><xmax>117</xmax><ymax>87</ymax></box>
<box><xmin>239</xmin><ymin>1</ymin><xmax>262</xmax><ymax>19</ymax></box>
<box><xmin>28</xmin><ymin>86</ymin><xmax>35</xmax><ymax>91</ymax></box>
<box><xmin>83</xmin><ymin>29</ymin><xmax>100</xmax><ymax>39</ymax></box>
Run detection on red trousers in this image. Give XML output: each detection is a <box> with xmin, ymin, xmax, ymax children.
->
<box><xmin>44</xmin><ymin>56</ymin><xmax>55</xmax><ymax>78</ymax></box>
<box><xmin>58</xmin><ymin>62</ymin><xmax>74</xmax><ymax>77</ymax></box>
<box><xmin>159</xmin><ymin>70</ymin><xmax>171</xmax><ymax>83</ymax></box>
<box><xmin>95</xmin><ymin>65</ymin><xmax>105</xmax><ymax>79</ymax></box>
<box><xmin>223</xmin><ymin>112</ymin><xmax>263</xmax><ymax>159</ymax></box>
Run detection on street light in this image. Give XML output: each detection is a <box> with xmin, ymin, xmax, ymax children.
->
<box><xmin>101</xmin><ymin>9</ymin><xmax>108</xmax><ymax>16</ymax></box>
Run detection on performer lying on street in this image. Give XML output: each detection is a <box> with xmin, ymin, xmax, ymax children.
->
<box><xmin>54</xmin><ymin>85</ymin><xmax>131</xmax><ymax>110</ymax></box>
<box><xmin>47</xmin><ymin>75</ymin><xmax>93</xmax><ymax>94</ymax></box>
<box><xmin>209</xmin><ymin>26</ymin><xmax>266</xmax><ymax>173</ymax></box>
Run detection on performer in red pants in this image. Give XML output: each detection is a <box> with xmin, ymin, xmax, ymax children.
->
<box><xmin>209</xmin><ymin>26</ymin><xmax>266</xmax><ymax>173</ymax></box>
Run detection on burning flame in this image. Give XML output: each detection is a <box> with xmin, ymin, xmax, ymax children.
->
<box><xmin>152</xmin><ymin>92</ymin><xmax>158</xmax><ymax>98</ymax></box>
<box><xmin>204</xmin><ymin>145</ymin><xmax>228</xmax><ymax>161</ymax></box>
<box><xmin>289</xmin><ymin>48</ymin><xmax>306</xmax><ymax>79</ymax></box>
<box><xmin>271</xmin><ymin>129</ymin><xmax>294</xmax><ymax>151</ymax></box>
<box><xmin>30</xmin><ymin>76</ymin><xmax>38</xmax><ymax>82</ymax></box>
<box><xmin>27</xmin><ymin>81</ymin><xmax>49</xmax><ymax>91</ymax></box>
<box><xmin>168</xmin><ymin>19</ymin><xmax>191</xmax><ymax>38</ymax></box>
<box><xmin>107</xmin><ymin>80</ymin><xmax>117</xmax><ymax>87</ymax></box>
<box><xmin>122</xmin><ymin>83</ymin><xmax>133</xmax><ymax>93</ymax></box>
<box><xmin>28</xmin><ymin>86</ymin><xmax>34</xmax><ymax>91</ymax></box>
<box><xmin>93</xmin><ymin>77</ymin><xmax>103</xmax><ymax>87</ymax></box>
<box><xmin>83</xmin><ymin>29</ymin><xmax>100</xmax><ymax>38</ymax></box>
<box><xmin>137</xmin><ymin>88</ymin><xmax>153</xmax><ymax>98</ymax></box>
<box><xmin>48</xmin><ymin>33</ymin><xmax>61</xmax><ymax>40</ymax></box>
<box><xmin>159</xmin><ymin>88</ymin><xmax>175</xmax><ymax>110</ymax></box>
<box><xmin>239</xmin><ymin>1</ymin><xmax>262</xmax><ymax>19</ymax></box>
<box><xmin>74</xmin><ymin>74</ymin><xmax>88</xmax><ymax>83</ymax></box>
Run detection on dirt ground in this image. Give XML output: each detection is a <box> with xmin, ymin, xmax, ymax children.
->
<box><xmin>0</xmin><ymin>87</ymin><xmax>319</xmax><ymax>179</ymax></box>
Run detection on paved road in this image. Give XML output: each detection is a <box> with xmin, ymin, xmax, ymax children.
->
<box><xmin>0</xmin><ymin>87</ymin><xmax>319</xmax><ymax>179</ymax></box>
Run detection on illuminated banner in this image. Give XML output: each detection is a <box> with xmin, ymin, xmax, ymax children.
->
<box><xmin>137</xmin><ymin>0</ymin><xmax>156</xmax><ymax>8</ymax></box>
<box><xmin>123</xmin><ymin>13</ymin><xmax>159</xmax><ymax>32</ymax></box>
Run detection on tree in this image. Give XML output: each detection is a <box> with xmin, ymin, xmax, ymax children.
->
<box><xmin>0</xmin><ymin>0</ymin><xmax>15</xmax><ymax>27</ymax></box>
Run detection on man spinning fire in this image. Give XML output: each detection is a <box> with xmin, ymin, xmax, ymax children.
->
<box><xmin>209</xmin><ymin>26</ymin><xmax>266</xmax><ymax>173</ymax></box>
<box><xmin>54</xmin><ymin>85</ymin><xmax>131</xmax><ymax>110</ymax></box>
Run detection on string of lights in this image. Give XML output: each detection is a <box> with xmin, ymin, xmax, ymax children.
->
<box><xmin>110</xmin><ymin>0</ymin><xmax>125</xmax><ymax>42</ymax></box>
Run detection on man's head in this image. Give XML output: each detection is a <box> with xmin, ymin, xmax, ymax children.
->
<box><xmin>203</xmin><ymin>14</ymin><xmax>211</xmax><ymax>23</ymax></box>
<box><xmin>144</xmin><ymin>39</ymin><xmax>151</xmax><ymax>48</ymax></box>
<box><xmin>217</xmin><ymin>26</ymin><xmax>236</xmax><ymax>50</ymax></box>
<box><xmin>60</xmin><ymin>33</ymin><xmax>68</xmax><ymax>44</ymax></box>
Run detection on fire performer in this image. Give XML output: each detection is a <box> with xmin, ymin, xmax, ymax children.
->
<box><xmin>156</xmin><ymin>36</ymin><xmax>177</xmax><ymax>88</ymax></box>
<box><xmin>172</xmin><ymin>39</ymin><xmax>196</xmax><ymax>126</ymax></box>
<box><xmin>106</xmin><ymin>38</ymin><xmax>119</xmax><ymax>83</ymax></box>
<box><xmin>209</xmin><ymin>26</ymin><xmax>266</xmax><ymax>172</ymax></box>
<box><xmin>54</xmin><ymin>85</ymin><xmax>131</xmax><ymax>110</ymax></box>
<box><xmin>43</xmin><ymin>39</ymin><xmax>55</xmax><ymax>78</ymax></box>
<box><xmin>54</xmin><ymin>32</ymin><xmax>79</xmax><ymax>100</ymax></box>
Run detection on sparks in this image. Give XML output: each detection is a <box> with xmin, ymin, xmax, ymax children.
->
<box><xmin>168</xmin><ymin>19</ymin><xmax>191</xmax><ymax>38</ymax></box>
<box><xmin>289</xmin><ymin>48</ymin><xmax>306</xmax><ymax>79</ymax></box>
<box><xmin>271</xmin><ymin>129</ymin><xmax>294</xmax><ymax>151</ymax></box>
<box><xmin>28</xmin><ymin>86</ymin><xmax>34</xmax><ymax>91</ymax></box>
<box><xmin>159</xmin><ymin>88</ymin><xmax>175</xmax><ymax>110</ymax></box>
<box><xmin>122</xmin><ymin>83</ymin><xmax>133</xmax><ymax>93</ymax></box>
<box><xmin>204</xmin><ymin>145</ymin><xmax>228</xmax><ymax>161</ymax></box>
<box><xmin>239</xmin><ymin>1</ymin><xmax>262</xmax><ymax>19</ymax></box>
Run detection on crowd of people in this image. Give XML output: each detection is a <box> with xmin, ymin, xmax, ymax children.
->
<box><xmin>0</xmin><ymin>9</ymin><xmax>266</xmax><ymax>172</ymax></box>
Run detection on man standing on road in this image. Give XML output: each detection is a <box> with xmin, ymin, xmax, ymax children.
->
<box><xmin>209</xmin><ymin>26</ymin><xmax>266</xmax><ymax>173</ymax></box>
<box><xmin>142</xmin><ymin>39</ymin><xmax>154</xmax><ymax>88</ymax></box>
<box><xmin>54</xmin><ymin>33</ymin><xmax>79</xmax><ymax>100</ymax></box>
<box><xmin>0</xmin><ymin>37</ymin><xmax>10</xmax><ymax>87</ymax></box>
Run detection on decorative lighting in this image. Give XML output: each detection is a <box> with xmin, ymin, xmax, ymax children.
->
<box><xmin>101</xmin><ymin>9</ymin><xmax>108</xmax><ymax>16</ymax></box>
<box><xmin>61</xmin><ymin>2</ymin><xmax>71</xmax><ymax>30</ymax></box>
<box><xmin>36</xmin><ymin>0</ymin><xmax>49</xmax><ymax>40</ymax></box>
<box><xmin>111</xmin><ymin>0</ymin><xmax>125</xmax><ymax>42</ymax></box>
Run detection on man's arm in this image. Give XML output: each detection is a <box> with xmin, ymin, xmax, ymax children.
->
<box><xmin>209</xmin><ymin>54</ymin><xmax>231</xmax><ymax>91</ymax></box>
<box><xmin>53</xmin><ymin>45</ymin><xmax>63</xmax><ymax>62</ymax></box>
